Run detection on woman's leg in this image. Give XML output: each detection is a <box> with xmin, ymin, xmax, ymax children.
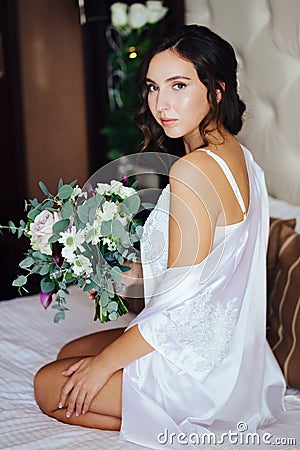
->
<box><xmin>35</xmin><ymin>327</ymin><xmax>126</xmax><ymax>430</ymax></box>
<box><xmin>34</xmin><ymin>357</ymin><xmax>122</xmax><ymax>430</ymax></box>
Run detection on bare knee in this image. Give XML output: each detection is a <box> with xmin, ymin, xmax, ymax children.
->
<box><xmin>34</xmin><ymin>364</ymin><xmax>53</xmax><ymax>415</ymax></box>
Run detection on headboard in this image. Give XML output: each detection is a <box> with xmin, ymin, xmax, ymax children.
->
<box><xmin>185</xmin><ymin>0</ymin><xmax>300</xmax><ymax>206</ymax></box>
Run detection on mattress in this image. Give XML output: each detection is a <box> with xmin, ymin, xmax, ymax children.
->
<box><xmin>1</xmin><ymin>197</ymin><xmax>300</xmax><ymax>450</ymax></box>
<box><xmin>0</xmin><ymin>287</ymin><xmax>144</xmax><ymax>450</ymax></box>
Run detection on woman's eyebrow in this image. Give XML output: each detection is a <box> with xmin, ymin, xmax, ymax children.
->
<box><xmin>146</xmin><ymin>75</ymin><xmax>192</xmax><ymax>84</ymax></box>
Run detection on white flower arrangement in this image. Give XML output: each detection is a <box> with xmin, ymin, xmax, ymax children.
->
<box><xmin>110</xmin><ymin>1</ymin><xmax>168</xmax><ymax>32</ymax></box>
<box><xmin>1</xmin><ymin>179</ymin><xmax>144</xmax><ymax>323</ymax></box>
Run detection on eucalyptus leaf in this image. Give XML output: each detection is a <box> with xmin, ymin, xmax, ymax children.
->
<box><xmin>40</xmin><ymin>277</ymin><xmax>55</xmax><ymax>293</ymax></box>
<box><xmin>141</xmin><ymin>202</ymin><xmax>155</xmax><ymax>211</ymax></box>
<box><xmin>61</xmin><ymin>201</ymin><xmax>73</xmax><ymax>219</ymax></box>
<box><xmin>58</xmin><ymin>185</ymin><xmax>73</xmax><ymax>200</ymax></box>
<box><xmin>17</xmin><ymin>227</ymin><xmax>24</xmax><ymax>239</ymax></box>
<box><xmin>108</xmin><ymin>311</ymin><xmax>118</xmax><ymax>321</ymax></box>
<box><xmin>19</xmin><ymin>257</ymin><xmax>34</xmax><ymax>269</ymax></box>
<box><xmin>27</xmin><ymin>208</ymin><xmax>41</xmax><ymax>220</ymax></box>
<box><xmin>12</xmin><ymin>275</ymin><xmax>27</xmax><ymax>287</ymax></box>
<box><xmin>100</xmin><ymin>291</ymin><xmax>109</xmax><ymax>306</ymax></box>
<box><xmin>32</xmin><ymin>251</ymin><xmax>47</xmax><ymax>260</ymax></box>
<box><xmin>120</xmin><ymin>232</ymin><xmax>131</xmax><ymax>247</ymax></box>
<box><xmin>121</xmin><ymin>194</ymin><xmax>140</xmax><ymax>215</ymax></box>
<box><xmin>70</xmin><ymin>179</ymin><xmax>78</xmax><ymax>187</ymax></box>
<box><xmin>77</xmin><ymin>204</ymin><xmax>89</xmax><ymax>223</ymax></box>
<box><xmin>8</xmin><ymin>220</ymin><xmax>16</xmax><ymax>232</ymax></box>
<box><xmin>106</xmin><ymin>278</ymin><xmax>115</xmax><ymax>295</ymax></box>
<box><xmin>52</xmin><ymin>219</ymin><xmax>70</xmax><ymax>233</ymax></box>
<box><xmin>135</xmin><ymin>225</ymin><xmax>143</xmax><ymax>238</ymax></box>
<box><xmin>101</xmin><ymin>220</ymin><xmax>112</xmax><ymax>237</ymax></box>
<box><xmin>54</xmin><ymin>312</ymin><xmax>65</xmax><ymax>323</ymax></box>
<box><xmin>39</xmin><ymin>265</ymin><xmax>49</xmax><ymax>276</ymax></box>
<box><xmin>42</xmin><ymin>200</ymin><xmax>54</xmax><ymax>210</ymax></box>
<box><xmin>107</xmin><ymin>300</ymin><xmax>118</xmax><ymax>312</ymax></box>
<box><xmin>48</xmin><ymin>234</ymin><xmax>60</xmax><ymax>243</ymax></box>
<box><xmin>56</xmin><ymin>289</ymin><xmax>66</xmax><ymax>298</ymax></box>
<box><xmin>58</xmin><ymin>178</ymin><xmax>63</xmax><ymax>189</ymax></box>
<box><xmin>39</xmin><ymin>181</ymin><xmax>49</xmax><ymax>196</ymax></box>
<box><xmin>110</xmin><ymin>266</ymin><xmax>123</xmax><ymax>283</ymax></box>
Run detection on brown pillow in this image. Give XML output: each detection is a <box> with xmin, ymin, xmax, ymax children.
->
<box><xmin>267</xmin><ymin>217</ymin><xmax>300</xmax><ymax>389</ymax></box>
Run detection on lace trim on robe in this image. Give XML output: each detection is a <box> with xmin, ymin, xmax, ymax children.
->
<box><xmin>139</xmin><ymin>288</ymin><xmax>239</xmax><ymax>380</ymax></box>
<box><xmin>140</xmin><ymin>185</ymin><xmax>169</xmax><ymax>277</ymax></box>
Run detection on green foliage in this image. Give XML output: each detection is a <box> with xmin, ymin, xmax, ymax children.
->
<box><xmin>103</xmin><ymin>26</ymin><xmax>159</xmax><ymax>159</ymax></box>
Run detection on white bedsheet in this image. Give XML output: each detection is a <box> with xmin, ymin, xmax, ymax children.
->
<box><xmin>0</xmin><ymin>287</ymin><xmax>144</xmax><ymax>450</ymax></box>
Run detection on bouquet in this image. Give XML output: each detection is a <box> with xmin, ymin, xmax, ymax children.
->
<box><xmin>1</xmin><ymin>178</ymin><xmax>143</xmax><ymax>323</ymax></box>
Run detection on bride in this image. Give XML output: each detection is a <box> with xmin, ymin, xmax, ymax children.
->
<box><xmin>34</xmin><ymin>25</ymin><xmax>300</xmax><ymax>449</ymax></box>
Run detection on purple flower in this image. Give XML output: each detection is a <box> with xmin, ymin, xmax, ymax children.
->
<box><xmin>40</xmin><ymin>290</ymin><xmax>54</xmax><ymax>309</ymax></box>
<box><xmin>52</xmin><ymin>242</ymin><xmax>64</xmax><ymax>268</ymax></box>
<box><xmin>121</xmin><ymin>176</ymin><xmax>128</xmax><ymax>186</ymax></box>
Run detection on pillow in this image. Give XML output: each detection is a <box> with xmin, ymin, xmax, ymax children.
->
<box><xmin>267</xmin><ymin>217</ymin><xmax>300</xmax><ymax>389</ymax></box>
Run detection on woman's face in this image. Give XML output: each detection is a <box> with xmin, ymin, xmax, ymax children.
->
<box><xmin>146</xmin><ymin>50</ymin><xmax>211</xmax><ymax>148</ymax></box>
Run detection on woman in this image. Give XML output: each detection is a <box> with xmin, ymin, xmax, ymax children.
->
<box><xmin>34</xmin><ymin>25</ymin><xmax>300</xmax><ymax>449</ymax></box>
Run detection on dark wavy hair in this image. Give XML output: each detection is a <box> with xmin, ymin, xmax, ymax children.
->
<box><xmin>135</xmin><ymin>24</ymin><xmax>246</xmax><ymax>152</ymax></box>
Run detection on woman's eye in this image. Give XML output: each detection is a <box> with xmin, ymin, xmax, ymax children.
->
<box><xmin>173</xmin><ymin>83</ymin><xmax>186</xmax><ymax>90</ymax></box>
<box><xmin>147</xmin><ymin>84</ymin><xmax>158</xmax><ymax>92</ymax></box>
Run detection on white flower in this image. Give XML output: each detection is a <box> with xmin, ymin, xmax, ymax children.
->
<box><xmin>61</xmin><ymin>246</ymin><xmax>76</xmax><ymax>263</ymax></box>
<box><xmin>97</xmin><ymin>201</ymin><xmax>118</xmax><ymax>221</ymax></box>
<box><xmin>111</xmin><ymin>2</ymin><xmax>128</xmax><ymax>28</ymax></box>
<box><xmin>102</xmin><ymin>237</ymin><xmax>117</xmax><ymax>252</ymax></box>
<box><xmin>109</xmin><ymin>180</ymin><xmax>136</xmax><ymax>199</ymax></box>
<box><xmin>109</xmin><ymin>180</ymin><xmax>123</xmax><ymax>195</ymax></box>
<box><xmin>85</xmin><ymin>219</ymin><xmax>102</xmax><ymax>245</ymax></box>
<box><xmin>58</xmin><ymin>226</ymin><xmax>85</xmax><ymax>257</ymax></box>
<box><xmin>128</xmin><ymin>3</ymin><xmax>148</xmax><ymax>29</ymax></box>
<box><xmin>117</xmin><ymin>185</ymin><xmax>136</xmax><ymax>199</ymax></box>
<box><xmin>146</xmin><ymin>1</ymin><xmax>168</xmax><ymax>24</ymax></box>
<box><xmin>95</xmin><ymin>182</ymin><xmax>111</xmax><ymax>196</ymax></box>
<box><xmin>28</xmin><ymin>210</ymin><xmax>60</xmax><ymax>255</ymax></box>
<box><xmin>71</xmin><ymin>185</ymin><xmax>82</xmax><ymax>202</ymax></box>
<box><xmin>71</xmin><ymin>254</ymin><xmax>93</xmax><ymax>277</ymax></box>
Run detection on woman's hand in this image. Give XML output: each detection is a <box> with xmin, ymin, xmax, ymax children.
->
<box><xmin>58</xmin><ymin>355</ymin><xmax>111</xmax><ymax>418</ymax></box>
<box><xmin>88</xmin><ymin>262</ymin><xmax>143</xmax><ymax>300</ymax></box>
<box><xmin>121</xmin><ymin>262</ymin><xmax>143</xmax><ymax>289</ymax></box>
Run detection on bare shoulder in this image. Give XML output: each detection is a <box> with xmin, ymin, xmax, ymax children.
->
<box><xmin>170</xmin><ymin>149</ymin><xmax>214</xmax><ymax>179</ymax></box>
<box><xmin>169</xmin><ymin>150</ymin><xmax>222</xmax><ymax>200</ymax></box>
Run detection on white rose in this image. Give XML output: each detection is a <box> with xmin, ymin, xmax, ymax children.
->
<box><xmin>110</xmin><ymin>2</ymin><xmax>128</xmax><ymax>28</ymax></box>
<box><xmin>118</xmin><ymin>185</ymin><xmax>136</xmax><ymax>199</ymax></box>
<box><xmin>95</xmin><ymin>182</ymin><xmax>111</xmax><ymax>196</ymax></box>
<box><xmin>28</xmin><ymin>210</ymin><xmax>59</xmax><ymax>255</ymax></box>
<box><xmin>146</xmin><ymin>1</ymin><xmax>168</xmax><ymax>24</ymax></box>
<box><xmin>97</xmin><ymin>201</ymin><xmax>118</xmax><ymax>221</ymax></box>
<box><xmin>108</xmin><ymin>179</ymin><xmax>123</xmax><ymax>195</ymax></box>
<box><xmin>128</xmin><ymin>3</ymin><xmax>148</xmax><ymax>29</ymax></box>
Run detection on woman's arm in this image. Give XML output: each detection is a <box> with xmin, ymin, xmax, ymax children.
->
<box><xmin>168</xmin><ymin>154</ymin><xmax>221</xmax><ymax>268</ymax></box>
<box><xmin>58</xmin><ymin>324</ymin><xmax>153</xmax><ymax>418</ymax></box>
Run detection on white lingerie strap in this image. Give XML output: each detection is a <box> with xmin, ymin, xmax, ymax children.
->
<box><xmin>201</xmin><ymin>149</ymin><xmax>247</xmax><ymax>218</ymax></box>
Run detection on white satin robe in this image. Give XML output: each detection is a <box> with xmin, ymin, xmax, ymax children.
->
<box><xmin>120</xmin><ymin>145</ymin><xmax>300</xmax><ymax>449</ymax></box>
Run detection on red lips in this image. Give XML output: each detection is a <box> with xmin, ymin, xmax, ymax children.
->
<box><xmin>160</xmin><ymin>118</ymin><xmax>178</xmax><ymax>126</ymax></box>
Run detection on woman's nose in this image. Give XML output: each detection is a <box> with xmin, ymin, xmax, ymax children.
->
<box><xmin>156</xmin><ymin>91</ymin><xmax>170</xmax><ymax>112</ymax></box>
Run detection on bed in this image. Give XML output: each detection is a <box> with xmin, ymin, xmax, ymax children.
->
<box><xmin>1</xmin><ymin>196</ymin><xmax>300</xmax><ymax>450</ymax></box>
<box><xmin>1</xmin><ymin>1</ymin><xmax>300</xmax><ymax>449</ymax></box>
